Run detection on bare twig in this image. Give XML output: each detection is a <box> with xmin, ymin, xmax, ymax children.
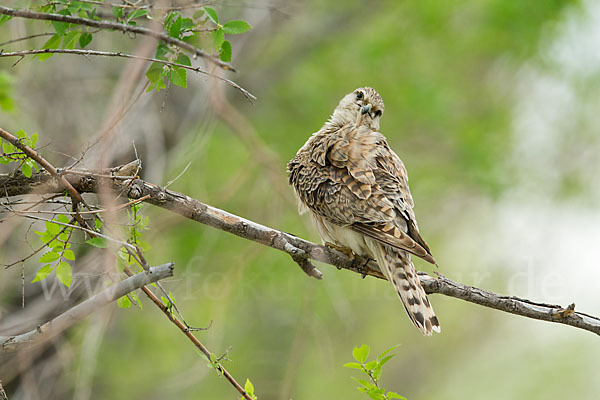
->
<box><xmin>0</xmin><ymin>6</ymin><xmax>232</xmax><ymax>70</ymax></box>
<box><xmin>4</xmin><ymin>165</ymin><xmax>600</xmax><ymax>336</ymax></box>
<box><xmin>0</xmin><ymin>49</ymin><xmax>255</xmax><ymax>101</ymax></box>
<box><xmin>0</xmin><ymin>263</ymin><xmax>175</xmax><ymax>352</ymax></box>
<box><xmin>121</xmin><ymin>266</ymin><xmax>254</xmax><ymax>400</ymax></box>
<box><xmin>0</xmin><ymin>32</ymin><xmax>54</xmax><ymax>47</ymax></box>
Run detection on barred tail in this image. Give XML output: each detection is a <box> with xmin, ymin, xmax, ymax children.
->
<box><xmin>371</xmin><ymin>242</ymin><xmax>440</xmax><ymax>335</ymax></box>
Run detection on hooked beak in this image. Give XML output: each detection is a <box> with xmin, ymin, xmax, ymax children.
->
<box><xmin>360</xmin><ymin>104</ymin><xmax>372</xmax><ymax>115</ymax></box>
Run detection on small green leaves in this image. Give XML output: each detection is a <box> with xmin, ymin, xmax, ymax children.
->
<box><xmin>0</xmin><ymin>15</ymin><xmax>12</xmax><ymax>27</ymax></box>
<box><xmin>118</xmin><ymin>295</ymin><xmax>132</xmax><ymax>308</ymax></box>
<box><xmin>244</xmin><ymin>378</ymin><xmax>258</xmax><ymax>400</ymax></box>
<box><xmin>345</xmin><ymin>344</ymin><xmax>405</xmax><ymax>400</ymax></box>
<box><xmin>222</xmin><ymin>20</ymin><xmax>252</xmax><ymax>35</ymax></box>
<box><xmin>204</xmin><ymin>6</ymin><xmax>218</xmax><ymax>24</ymax></box>
<box><xmin>353</xmin><ymin>344</ymin><xmax>370</xmax><ymax>363</ymax></box>
<box><xmin>31</xmin><ymin>213</ymin><xmax>76</xmax><ymax>287</ymax></box>
<box><xmin>0</xmin><ymin>130</ymin><xmax>39</xmax><ymax>176</ymax></box>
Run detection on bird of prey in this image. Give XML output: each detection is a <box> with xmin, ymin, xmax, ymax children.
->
<box><xmin>287</xmin><ymin>87</ymin><xmax>440</xmax><ymax>335</ymax></box>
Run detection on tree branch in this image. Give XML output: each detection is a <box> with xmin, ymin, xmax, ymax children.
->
<box><xmin>3</xmin><ymin>163</ymin><xmax>599</xmax><ymax>336</ymax></box>
<box><xmin>0</xmin><ymin>6</ymin><xmax>232</xmax><ymax>70</ymax></box>
<box><xmin>0</xmin><ymin>263</ymin><xmax>175</xmax><ymax>352</ymax></box>
<box><xmin>0</xmin><ymin>49</ymin><xmax>255</xmax><ymax>101</ymax></box>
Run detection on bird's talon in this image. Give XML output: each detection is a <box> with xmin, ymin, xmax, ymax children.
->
<box><xmin>325</xmin><ymin>241</ymin><xmax>355</xmax><ymax>261</ymax></box>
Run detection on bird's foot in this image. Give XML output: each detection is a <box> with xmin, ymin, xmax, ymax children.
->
<box><xmin>325</xmin><ymin>241</ymin><xmax>355</xmax><ymax>261</ymax></box>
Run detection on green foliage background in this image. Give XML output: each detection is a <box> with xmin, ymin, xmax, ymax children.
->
<box><xmin>1</xmin><ymin>0</ymin><xmax>599</xmax><ymax>399</ymax></box>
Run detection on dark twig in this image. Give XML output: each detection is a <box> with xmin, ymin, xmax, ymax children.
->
<box><xmin>0</xmin><ymin>49</ymin><xmax>255</xmax><ymax>101</ymax></box>
<box><xmin>0</xmin><ymin>6</ymin><xmax>232</xmax><ymax>70</ymax></box>
<box><xmin>121</xmin><ymin>266</ymin><xmax>254</xmax><ymax>400</ymax></box>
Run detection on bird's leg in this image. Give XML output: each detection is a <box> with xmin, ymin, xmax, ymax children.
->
<box><xmin>325</xmin><ymin>241</ymin><xmax>355</xmax><ymax>261</ymax></box>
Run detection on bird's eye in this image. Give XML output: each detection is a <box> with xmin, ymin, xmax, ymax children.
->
<box><xmin>356</xmin><ymin>91</ymin><xmax>364</xmax><ymax>100</ymax></box>
<box><xmin>374</xmin><ymin>110</ymin><xmax>382</xmax><ymax>117</ymax></box>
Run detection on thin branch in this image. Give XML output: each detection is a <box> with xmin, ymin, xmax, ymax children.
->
<box><xmin>0</xmin><ymin>128</ymin><xmax>83</xmax><ymax>203</ymax></box>
<box><xmin>4</xmin><ymin>164</ymin><xmax>600</xmax><ymax>336</ymax></box>
<box><xmin>0</xmin><ymin>32</ymin><xmax>54</xmax><ymax>47</ymax></box>
<box><xmin>0</xmin><ymin>49</ymin><xmax>255</xmax><ymax>101</ymax></box>
<box><xmin>121</xmin><ymin>266</ymin><xmax>254</xmax><ymax>400</ymax></box>
<box><xmin>0</xmin><ymin>6</ymin><xmax>232</xmax><ymax>70</ymax></box>
<box><xmin>0</xmin><ymin>263</ymin><xmax>175</xmax><ymax>352</ymax></box>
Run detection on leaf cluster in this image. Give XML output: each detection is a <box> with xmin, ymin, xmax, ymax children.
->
<box><xmin>344</xmin><ymin>344</ymin><xmax>406</xmax><ymax>400</ymax></box>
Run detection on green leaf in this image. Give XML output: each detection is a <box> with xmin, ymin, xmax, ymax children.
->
<box><xmin>56</xmin><ymin>214</ymin><xmax>69</xmax><ymax>224</ymax></box>
<box><xmin>86</xmin><ymin>237</ymin><xmax>108</xmax><ymax>248</ymax></box>
<box><xmin>220</xmin><ymin>40</ymin><xmax>232</xmax><ymax>62</ymax></box>
<box><xmin>343</xmin><ymin>362</ymin><xmax>363</xmax><ymax>370</ymax></box>
<box><xmin>117</xmin><ymin>295</ymin><xmax>132</xmax><ymax>308</ymax></box>
<box><xmin>203</xmin><ymin>6</ymin><xmax>218</xmax><ymax>24</ymax></box>
<box><xmin>192</xmin><ymin>9</ymin><xmax>204</xmax><ymax>20</ymax></box>
<box><xmin>127</xmin><ymin>9</ymin><xmax>148</xmax><ymax>21</ymax></box>
<box><xmin>39</xmin><ymin>251</ymin><xmax>60</xmax><ymax>263</ymax></box>
<box><xmin>372</xmin><ymin>366</ymin><xmax>382</xmax><ymax>380</ymax></box>
<box><xmin>212</xmin><ymin>28</ymin><xmax>224</xmax><ymax>50</ymax></box>
<box><xmin>38</xmin><ymin>34</ymin><xmax>61</xmax><ymax>61</ymax></box>
<box><xmin>169</xmin><ymin>15</ymin><xmax>182</xmax><ymax>38</ymax></box>
<box><xmin>32</xmin><ymin>265</ymin><xmax>54</xmax><ymax>283</ymax></box>
<box><xmin>130</xmin><ymin>291</ymin><xmax>142</xmax><ymax>309</ymax></box>
<box><xmin>30</xmin><ymin>132</ymin><xmax>38</xmax><ymax>147</ymax></box>
<box><xmin>56</xmin><ymin>261</ymin><xmax>72</xmax><ymax>287</ymax></box>
<box><xmin>175</xmin><ymin>53</ymin><xmax>192</xmax><ymax>67</ymax></box>
<box><xmin>52</xmin><ymin>9</ymin><xmax>71</xmax><ymax>36</ymax></box>
<box><xmin>79</xmin><ymin>32</ymin><xmax>93</xmax><ymax>48</ymax></box>
<box><xmin>377</xmin><ymin>354</ymin><xmax>394</xmax><ymax>368</ymax></box>
<box><xmin>0</xmin><ymin>15</ymin><xmax>12</xmax><ymax>27</ymax></box>
<box><xmin>244</xmin><ymin>378</ymin><xmax>255</xmax><ymax>398</ymax></box>
<box><xmin>181</xmin><ymin>17</ymin><xmax>195</xmax><ymax>31</ymax></box>
<box><xmin>94</xmin><ymin>218</ymin><xmax>102</xmax><ymax>230</ymax></box>
<box><xmin>62</xmin><ymin>31</ymin><xmax>80</xmax><ymax>49</ymax></box>
<box><xmin>352</xmin><ymin>377</ymin><xmax>375</xmax><ymax>390</ymax></box>
<box><xmin>377</xmin><ymin>345</ymin><xmax>400</xmax><ymax>361</ymax></box>
<box><xmin>353</xmin><ymin>344</ymin><xmax>370</xmax><ymax>363</ymax></box>
<box><xmin>2</xmin><ymin>140</ymin><xmax>13</xmax><ymax>154</ymax></box>
<box><xmin>365</xmin><ymin>360</ymin><xmax>377</xmax><ymax>370</ymax></box>
<box><xmin>170</xmin><ymin>67</ymin><xmax>187</xmax><ymax>88</ymax></box>
<box><xmin>112</xmin><ymin>6</ymin><xmax>123</xmax><ymax>20</ymax></box>
<box><xmin>387</xmin><ymin>392</ymin><xmax>407</xmax><ymax>400</ymax></box>
<box><xmin>21</xmin><ymin>161</ymin><xmax>32</xmax><ymax>178</ymax></box>
<box><xmin>222</xmin><ymin>20</ymin><xmax>252</xmax><ymax>35</ymax></box>
<box><xmin>63</xmin><ymin>249</ymin><xmax>75</xmax><ymax>260</ymax></box>
<box><xmin>45</xmin><ymin>220</ymin><xmax>61</xmax><ymax>236</ymax></box>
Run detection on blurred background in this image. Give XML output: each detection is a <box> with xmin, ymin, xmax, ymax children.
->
<box><xmin>1</xmin><ymin>0</ymin><xmax>599</xmax><ymax>399</ymax></box>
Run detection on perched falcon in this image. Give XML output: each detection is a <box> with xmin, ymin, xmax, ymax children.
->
<box><xmin>287</xmin><ymin>87</ymin><xmax>440</xmax><ymax>335</ymax></box>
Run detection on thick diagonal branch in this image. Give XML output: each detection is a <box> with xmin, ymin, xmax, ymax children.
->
<box><xmin>0</xmin><ymin>263</ymin><xmax>175</xmax><ymax>352</ymax></box>
<box><xmin>3</xmin><ymin>164</ymin><xmax>600</xmax><ymax>336</ymax></box>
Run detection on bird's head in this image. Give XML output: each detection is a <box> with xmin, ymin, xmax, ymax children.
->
<box><xmin>330</xmin><ymin>87</ymin><xmax>385</xmax><ymax>130</ymax></box>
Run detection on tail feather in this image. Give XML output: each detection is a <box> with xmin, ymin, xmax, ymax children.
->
<box><xmin>369</xmin><ymin>241</ymin><xmax>440</xmax><ymax>335</ymax></box>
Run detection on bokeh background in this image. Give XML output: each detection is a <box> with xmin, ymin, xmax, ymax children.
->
<box><xmin>1</xmin><ymin>0</ymin><xmax>599</xmax><ymax>399</ymax></box>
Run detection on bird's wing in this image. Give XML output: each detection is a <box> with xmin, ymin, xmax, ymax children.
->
<box><xmin>287</xmin><ymin>124</ymin><xmax>435</xmax><ymax>264</ymax></box>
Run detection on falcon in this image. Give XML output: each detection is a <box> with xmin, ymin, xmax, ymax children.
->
<box><xmin>287</xmin><ymin>87</ymin><xmax>440</xmax><ymax>335</ymax></box>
